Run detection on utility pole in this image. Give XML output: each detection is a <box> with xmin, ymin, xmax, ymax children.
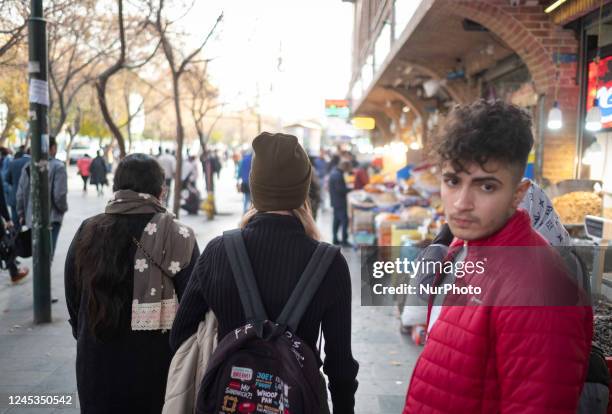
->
<box><xmin>28</xmin><ymin>0</ymin><xmax>52</xmax><ymax>323</ymax></box>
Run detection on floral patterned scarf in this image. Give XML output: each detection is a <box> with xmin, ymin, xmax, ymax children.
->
<box><xmin>106</xmin><ymin>190</ymin><xmax>196</xmax><ymax>331</ymax></box>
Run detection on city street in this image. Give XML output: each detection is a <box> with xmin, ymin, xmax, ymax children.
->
<box><xmin>2</xmin><ymin>0</ymin><xmax>611</xmax><ymax>413</ymax></box>
<box><xmin>0</xmin><ymin>162</ymin><xmax>421</xmax><ymax>414</ymax></box>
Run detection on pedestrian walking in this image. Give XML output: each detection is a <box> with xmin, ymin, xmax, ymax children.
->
<box><xmin>5</xmin><ymin>146</ymin><xmax>30</xmax><ymax>223</ymax></box>
<box><xmin>76</xmin><ymin>154</ymin><xmax>92</xmax><ymax>192</ymax></box>
<box><xmin>181</xmin><ymin>155</ymin><xmax>199</xmax><ymax>186</ymax></box>
<box><xmin>180</xmin><ymin>156</ymin><xmax>200</xmax><ymax>215</ymax></box>
<box><xmin>402</xmin><ymin>100</ymin><xmax>592</xmax><ymax>414</ymax></box>
<box><xmin>328</xmin><ymin>160</ymin><xmax>352</xmax><ymax>247</ymax></box>
<box><xmin>308</xmin><ymin>155</ymin><xmax>322</xmax><ymax>220</ymax></box>
<box><xmin>200</xmin><ymin>149</ymin><xmax>221</xmax><ymax>194</ymax></box>
<box><xmin>170</xmin><ymin>132</ymin><xmax>359</xmax><ymax>413</ymax></box>
<box><xmin>0</xmin><ymin>147</ymin><xmax>12</xmax><ymax>207</ymax></box>
<box><xmin>314</xmin><ymin>150</ymin><xmax>329</xmax><ymax>211</ymax></box>
<box><xmin>64</xmin><ymin>154</ymin><xmax>199</xmax><ymax>413</ymax></box>
<box><xmin>236</xmin><ymin>150</ymin><xmax>252</xmax><ymax>213</ymax></box>
<box><xmin>89</xmin><ymin>151</ymin><xmax>108</xmax><ymax>196</ymax></box>
<box><xmin>16</xmin><ymin>136</ymin><xmax>68</xmax><ymax>259</ymax></box>
<box><xmin>157</xmin><ymin>149</ymin><xmax>176</xmax><ymax>207</ymax></box>
<box><xmin>0</xmin><ymin>162</ymin><xmax>27</xmax><ymax>283</ymax></box>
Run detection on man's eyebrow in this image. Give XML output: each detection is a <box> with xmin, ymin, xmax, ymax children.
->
<box><xmin>441</xmin><ymin>172</ymin><xmax>503</xmax><ymax>184</ymax></box>
<box><xmin>470</xmin><ymin>176</ymin><xmax>503</xmax><ymax>184</ymax></box>
<box><xmin>441</xmin><ymin>172</ymin><xmax>458</xmax><ymax>178</ymax></box>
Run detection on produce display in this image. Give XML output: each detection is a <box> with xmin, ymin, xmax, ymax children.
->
<box><xmin>400</xmin><ymin>206</ymin><xmax>431</xmax><ymax>224</ymax></box>
<box><xmin>552</xmin><ymin>191</ymin><xmax>602</xmax><ymax>224</ymax></box>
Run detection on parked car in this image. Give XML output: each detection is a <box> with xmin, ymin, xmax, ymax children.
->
<box><xmin>68</xmin><ymin>143</ymin><xmax>94</xmax><ymax>165</ymax></box>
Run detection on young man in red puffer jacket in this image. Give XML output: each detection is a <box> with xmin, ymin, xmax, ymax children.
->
<box><xmin>403</xmin><ymin>100</ymin><xmax>593</xmax><ymax>414</ymax></box>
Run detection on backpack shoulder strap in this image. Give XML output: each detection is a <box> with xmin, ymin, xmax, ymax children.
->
<box><xmin>222</xmin><ymin>229</ymin><xmax>268</xmax><ymax>323</ymax></box>
<box><xmin>277</xmin><ymin>243</ymin><xmax>339</xmax><ymax>332</ymax></box>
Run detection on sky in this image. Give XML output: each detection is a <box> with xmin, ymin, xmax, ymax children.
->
<box><xmin>182</xmin><ymin>0</ymin><xmax>355</xmax><ymax>125</ymax></box>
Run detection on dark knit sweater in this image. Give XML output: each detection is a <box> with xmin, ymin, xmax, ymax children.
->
<box><xmin>170</xmin><ymin>213</ymin><xmax>359</xmax><ymax>413</ymax></box>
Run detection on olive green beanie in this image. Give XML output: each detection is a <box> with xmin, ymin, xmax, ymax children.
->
<box><xmin>249</xmin><ymin>132</ymin><xmax>312</xmax><ymax>212</ymax></box>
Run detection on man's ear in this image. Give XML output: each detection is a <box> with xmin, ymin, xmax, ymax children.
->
<box><xmin>511</xmin><ymin>179</ymin><xmax>531</xmax><ymax>209</ymax></box>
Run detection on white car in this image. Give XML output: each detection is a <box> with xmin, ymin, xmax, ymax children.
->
<box><xmin>68</xmin><ymin>143</ymin><xmax>95</xmax><ymax>165</ymax></box>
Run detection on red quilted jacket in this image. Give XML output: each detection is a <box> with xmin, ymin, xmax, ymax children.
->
<box><xmin>403</xmin><ymin>209</ymin><xmax>593</xmax><ymax>414</ymax></box>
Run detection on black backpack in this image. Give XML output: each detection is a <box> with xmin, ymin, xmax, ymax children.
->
<box><xmin>196</xmin><ymin>229</ymin><xmax>339</xmax><ymax>414</ymax></box>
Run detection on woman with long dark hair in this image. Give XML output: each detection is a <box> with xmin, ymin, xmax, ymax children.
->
<box><xmin>65</xmin><ymin>154</ymin><xmax>199</xmax><ymax>413</ymax></box>
<box><xmin>170</xmin><ymin>133</ymin><xmax>359</xmax><ymax>413</ymax></box>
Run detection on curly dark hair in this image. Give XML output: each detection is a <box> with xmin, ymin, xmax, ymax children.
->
<box><xmin>432</xmin><ymin>100</ymin><xmax>533</xmax><ymax>179</ymax></box>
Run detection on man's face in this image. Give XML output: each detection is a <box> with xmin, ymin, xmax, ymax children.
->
<box><xmin>49</xmin><ymin>144</ymin><xmax>57</xmax><ymax>158</ymax></box>
<box><xmin>441</xmin><ymin>160</ymin><xmax>530</xmax><ymax>241</ymax></box>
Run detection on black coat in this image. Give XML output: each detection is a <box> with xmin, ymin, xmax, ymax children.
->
<box><xmin>89</xmin><ymin>156</ymin><xmax>107</xmax><ymax>185</ymax></box>
<box><xmin>64</xmin><ymin>213</ymin><xmax>199</xmax><ymax>414</ymax></box>
<box><xmin>328</xmin><ymin>167</ymin><xmax>350</xmax><ymax>209</ymax></box>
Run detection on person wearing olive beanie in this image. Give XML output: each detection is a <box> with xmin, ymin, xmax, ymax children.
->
<box><xmin>170</xmin><ymin>132</ymin><xmax>360</xmax><ymax>412</ymax></box>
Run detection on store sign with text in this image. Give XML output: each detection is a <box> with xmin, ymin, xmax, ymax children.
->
<box><xmin>587</xmin><ymin>55</ymin><xmax>612</xmax><ymax>130</ymax></box>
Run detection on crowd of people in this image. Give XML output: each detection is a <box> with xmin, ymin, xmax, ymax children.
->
<box><xmin>0</xmin><ymin>138</ymin><xmax>68</xmax><ymax>284</ymax></box>
<box><xmin>234</xmin><ymin>144</ymin><xmax>376</xmax><ymax>247</ymax></box>
<box><xmin>154</xmin><ymin>147</ymin><xmax>223</xmax><ymax>216</ymax></box>
<box><xmin>56</xmin><ymin>100</ymin><xmax>605</xmax><ymax>413</ymax></box>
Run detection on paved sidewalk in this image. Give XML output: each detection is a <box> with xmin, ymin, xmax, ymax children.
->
<box><xmin>0</xmin><ymin>163</ymin><xmax>421</xmax><ymax>413</ymax></box>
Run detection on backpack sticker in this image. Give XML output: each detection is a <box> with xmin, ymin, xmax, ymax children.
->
<box><xmin>224</xmin><ymin>380</ymin><xmax>253</xmax><ymax>400</ymax></box>
<box><xmin>255</xmin><ymin>372</ymin><xmax>274</xmax><ymax>389</ymax></box>
<box><xmin>231</xmin><ymin>366</ymin><xmax>253</xmax><ymax>382</ymax></box>
<box><xmin>222</xmin><ymin>395</ymin><xmax>238</xmax><ymax>413</ymax></box>
<box><xmin>237</xmin><ymin>402</ymin><xmax>256</xmax><ymax>413</ymax></box>
<box><xmin>255</xmin><ymin>403</ymin><xmax>280</xmax><ymax>414</ymax></box>
<box><xmin>256</xmin><ymin>389</ymin><xmax>279</xmax><ymax>404</ymax></box>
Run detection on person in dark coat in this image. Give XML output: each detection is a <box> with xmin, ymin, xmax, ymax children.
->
<box><xmin>170</xmin><ymin>132</ymin><xmax>359</xmax><ymax>413</ymax></box>
<box><xmin>5</xmin><ymin>147</ymin><xmax>30</xmax><ymax>223</ymax></box>
<box><xmin>89</xmin><ymin>150</ymin><xmax>108</xmax><ymax>196</ymax></box>
<box><xmin>308</xmin><ymin>156</ymin><xmax>322</xmax><ymax>220</ymax></box>
<box><xmin>64</xmin><ymin>154</ymin><xmax>199</xmax><ymax>413</ymax></box>
<box><xmin>328</xmin><ymin>160</ymin><xmax>352</xmax><ymax>246</ymax></box>
<box><xmin>0</xmin><ymin>168</ymin><xmax>28</xmax><ymax>283</ymax></box>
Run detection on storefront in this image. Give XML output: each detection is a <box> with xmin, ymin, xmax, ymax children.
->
<box><xmin>573</xmin><ymin>3</ymin><xmax>612</xmax><ymax>221</ymax></box>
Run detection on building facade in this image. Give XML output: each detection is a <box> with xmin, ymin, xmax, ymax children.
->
<box><xmin>348</xmin><ymin>0</ymin><xmax>611</xmax><ymax>185</ymax></box>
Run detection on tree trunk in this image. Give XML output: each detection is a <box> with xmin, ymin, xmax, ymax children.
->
<box><xmin>0</xmin><ymin>126</ymin><xmax>9</xmax><ymax>147</ymax></box>
<box><xmin>0</xmin><ymin>110</ymin><xmax>16</xmax><ymax>146</ymax></box>
<box><xmin>65</xmin><ymin>132</ymin><xmax>77</xmax><ymax>164</ymax></box>
<box><xmin>51</xmin><ymin>108</ymin><xmax>68</xmax><ymax>137</ymax></box>
<box><xmin>96</xmin><ymin>79</ymin><xmax>127</xmax><ymax>159</ymax></box>
<box><xmin>172</xmin><ymin>74</ymin><xmax>184</xmax><ymax>217</ymax></box>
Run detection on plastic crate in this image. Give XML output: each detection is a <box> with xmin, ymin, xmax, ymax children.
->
<box><xmin>353</xmin><ymin>231</ymin><xmax>376</xmax><ymax>246</ymax></box>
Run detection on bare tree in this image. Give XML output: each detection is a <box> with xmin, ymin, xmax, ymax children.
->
<box><xmin>94</xmin><ymin>0</ymin><xmax>160</xmax><ymax>159</ymax></box>
<box><xmin>153</xmin><ymin>0</ymin><xmax>222</xmax><ymax>216</ymax></box>
<box><xmin>184</xmin><ymin>61</ymin><xmax>220</xmax><ymax>150</ymax></box>
<box><xmin>64</xmin><ymin>106</ymin><xmax>81</xmax><ymax>163</ymax></box>
<box><xmin>116</xmin><ymin>70</ymin><xmax>172</xmax><ymax>152</ymax></box>
<box><xmin>1</xmin><ymin>0</ymin><xmax>74</xmax><ymax>64</ymax></box>
<box><xmin>0</xmin><ymin>0</ymin><xmax>28</xmax><ymax>64</ymax></box>
<box><xmin>47</xmin><ymin>1</ymin><xmax>106</xmax><ymax>136</ymax></box>
<box><xmin>94</xmin><ymin>0</ymin><xmax>129</xmax><ymax>157</ymax></box>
